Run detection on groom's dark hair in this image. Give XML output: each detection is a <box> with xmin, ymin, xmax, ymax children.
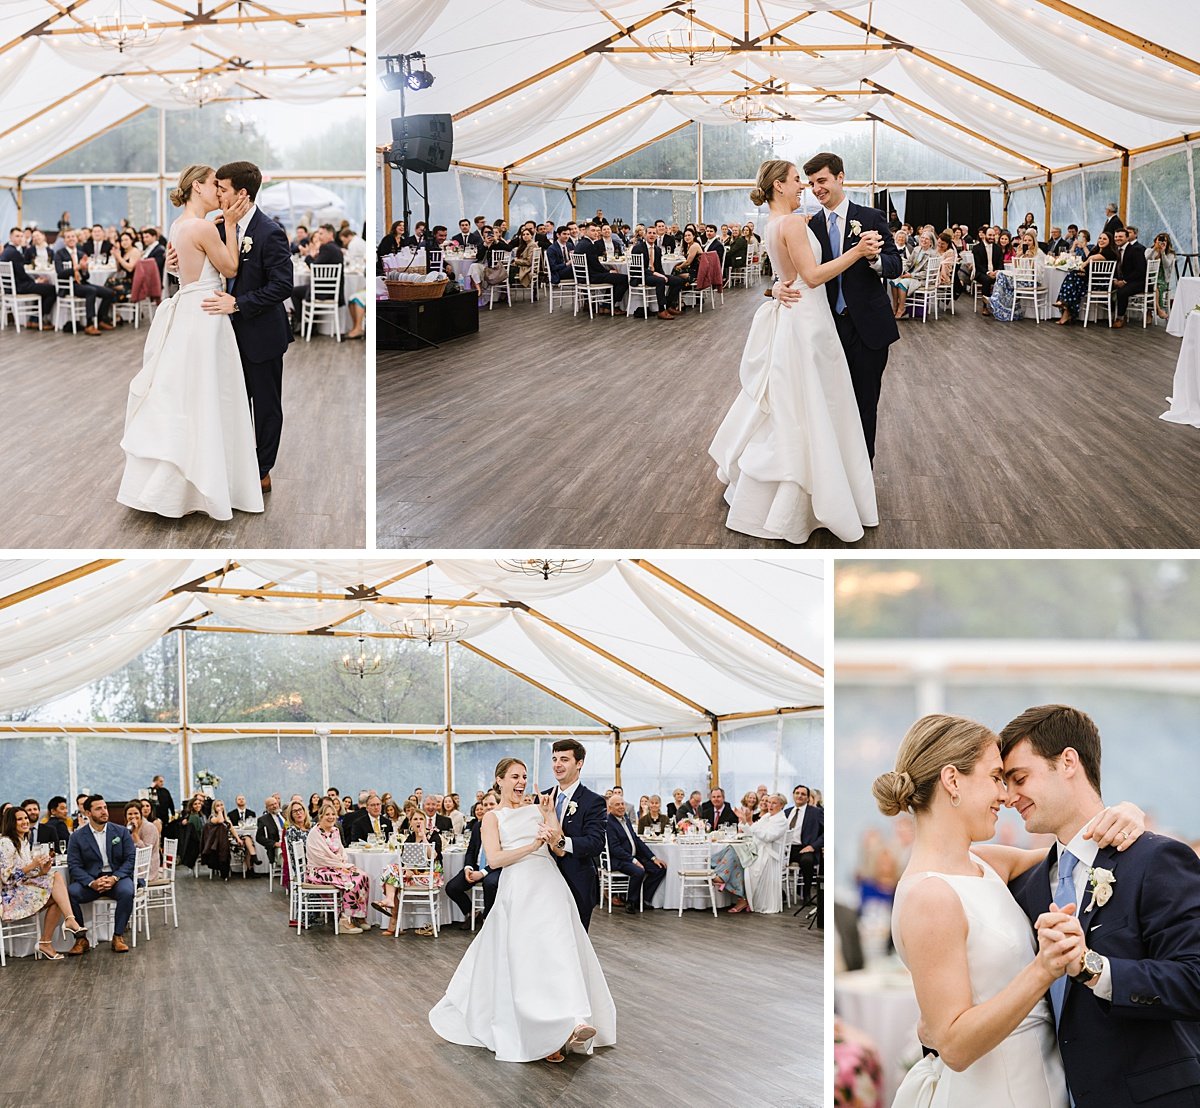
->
<box><xmin>215</xmin><ymin>161</ymin><xmax>262</xmax><ymax>200</ymax></box>
<box><xmin>552</xmin><ymin>738</ymin><xmax>587</xmax><ymax>764</ymax></box>
<box><xmin>998</xmin><ymin>704</ymin><xmax>1102</xmax><ymax>794</ymax></box>
<box><xmin>803</xmin><ymin>151</ymin><xmax>844</xmax><ymax>178</ymax></box>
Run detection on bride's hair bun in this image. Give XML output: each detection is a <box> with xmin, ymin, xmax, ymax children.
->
<box><xmin>171</xmin><ymin>164</ymin><xmax>214</xmax><ymax>209</ymax></box>
<box><xmin>872</xmin><ymin>770</ymin><xmax>916</xmax><ymax>817</ymax></box>
<box><xmin>168</xmin><ymin>187</ymin><xmax>186</xmax><ymax>208</ymax></box>
<box><xmin>751</xmin><ymin>159</ymin><xmax>794</xmax><ymax>209</ymax></box>
<box><xmin>749</xmin><ymin>186</ymin><xmax>767</xmax><ymax>207</ymax></box>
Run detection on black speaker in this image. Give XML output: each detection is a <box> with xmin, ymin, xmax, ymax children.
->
<box><xmin>389</xmin><ymin>114</ymin><xmax>453</xmax><ymax>174</ymax></box>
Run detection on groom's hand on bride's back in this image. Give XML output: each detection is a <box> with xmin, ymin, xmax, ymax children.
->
<box><xmin>769</xmin><ymin>278</ymin><xmax>804</xmax><ymax>307</ymax></box>
<box><xmin>165</xmin><ymin>242</ymin><xmax>179</xmax><ymax>275</ymax></box>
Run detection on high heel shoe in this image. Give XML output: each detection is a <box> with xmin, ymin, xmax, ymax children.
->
<box><xmin>62</xmin><ymin>919</ymin><xmax>88</xmax><ymax>940</ymax></box>
<box><xmin>36</xmin><ymin>940</ymin><xmax>64</xmax><ymax>960</ymax></box>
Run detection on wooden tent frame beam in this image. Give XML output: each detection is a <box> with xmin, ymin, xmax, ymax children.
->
<box><xmin>0</xmin><ymin>559</ymin><xmax>119</xmax><ymax>613</ymax></box>
<box><xmin>507</xmin><ymin>94</ymin><xmax>654</xmax><ymax>170</ymax></box>
<box><xmin>36</xmin><ymin>10</ymin><xmax>365</xmax><ymax>36</ymax></box>
<box><xmin>576</xmin><ymin>120</ymin><xmax>693</xmax><ymax>181</ymax></box>
<box><xmin>602</xmin><ymin>43</ymin><xmax>892</xmax><ymax>53</ymax></box>
<box><xmin>629</xmin><ymin>559</ymin><xmax>823</xmax><ymax>676</ymax></box>
<box><xmin>1030</xmin><ymin>0</ymin><xmax>1200</xmax><ymax>77</ymax></box>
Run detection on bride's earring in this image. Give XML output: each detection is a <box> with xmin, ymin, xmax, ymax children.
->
<box><xmin>950</xmin><ymin>792</ymin><xmax>961</xmax><ymax>808</ymax></box>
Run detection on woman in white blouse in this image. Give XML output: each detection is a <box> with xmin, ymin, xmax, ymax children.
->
<box><xmin>441</xmin><ymin>794</ymin><xmax>467</xmax><ymax>836</ymax></box>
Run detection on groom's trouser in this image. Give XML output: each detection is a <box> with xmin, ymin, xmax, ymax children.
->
<box><xmin>834</xmin><ymin>310</ymin><xmax>889</xmax><ymax>463</ymax></box>
<box><xmin>615</xmin><ymin>859</ymin><xmax>666</xmax><ymax>908</ymax></box>
<box><xmin>444</xmin><ymin>868</ymin><xmax>500</xmax><ymax>919</ymax></box>
<box><xmin>69</xmin><ymin>876</ymin><xmax>134</xmax><ymax>936</ymax></box>
<box><xmin>243</xmin><ymin>356</ymin><xmax>284</xmax><ymax>477</ymax></box>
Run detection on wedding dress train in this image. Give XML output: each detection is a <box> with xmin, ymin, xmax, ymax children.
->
<box><xmin>709</xmin><ymin>217</ymin><xmax>877</xmax><ymax>544</ymax></box>
<box><xmin>429</xmin><ymin>804</ymin><xmax>616</xmax><ymax>1062</ymax></box>
<box><xmin>891</xmin><ymin>854</ymin><xmax>1069</xmax><ymax>1108</ymax></box>
<box><xmin>117</xmin><ymin>233</ymin><xmax>263</xmax><ymax>519</ymax></box>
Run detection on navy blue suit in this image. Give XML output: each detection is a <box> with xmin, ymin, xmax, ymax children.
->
<box><xmin>605</xmin><ymin>811</ymin><xmax>666</xmax><ymax>909</ymax></box>
<box><xmin>444</xmin><ymin>817</ymin><xmax>500</xmax><ymax>921</ymax></box>
<box><xmin>1009</xmin><ymin>832</ymin><xmax>1200</xmax><ymax>1106</ymax></box>
<box><xmin>545</xmin><ymin>241</ymin><xmax>573</xmax><ymax>285</ymax></box>
<box><xmin>67</xmin><ymin>821</ymin><xmax>137</xmax><ymax>936</ymax></box>
<box><xmin>544</xmin><ymin>784</ymin><xmax>606</xmax><ymax>931</ymax></box>
<box><xmin>1</xmin><ymin>242</ymin><xmax>56</xmax><ymax>315</ymax></box>
<box><xmin>786</xmin><ymin>804</ymin><xmax>824</xmax><ymax>902</ymax></box>
<box><xmin>808</xmin><ymin>201</ymin><xmax>902</xmax><ymax>461</ymax></box>
<box><xmin>220</xmin><ymin>207</ymin><xmax>293</xmax><ymax>478</ymax></box>
<box><xmin>53</xmin><ymin>243</ymin><xmax>116</xmax><ymax>325</ymax></box>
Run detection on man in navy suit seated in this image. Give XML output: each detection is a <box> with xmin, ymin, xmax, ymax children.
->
<box><xmin>785</xmin><ymin>784</ymin><xmax>824</xmax><ymax>905</ymax></box>
<box><xmin>2</xmin><ymin>226</ymin><xmax>55</xmax><ymax>328</ymax></box>
<box><xmin>577</xmin><ymin>222</ymin><xmax>628</xmax><ymax>316</ymax></box>
<box><xmin>545</xmin><ymin>225</ymin><xmax>575</xmax><ymax>286</ymax></box>
<box><xmin>444</xmin><ymin>791</ymin><xmax>501</xmax><ymax>927</ymax></box>
<box><xmin>1000</xmin><ymin>705</ymin><xmax>1200</xmax><ymax>1107</ymax></box>
<box><xmin>66</xmin><ymin>795</ymin><xmax>137</xmax><ymax>954</ymax></box>
<box><xmin>605</xmin><ymin>793</ymin><xmax>667</xmax><ymax>913</ymax></box>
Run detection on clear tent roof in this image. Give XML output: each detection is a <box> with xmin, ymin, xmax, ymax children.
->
<box><xmin>0</xmin><ymin>558</ymin><xmax>824</xmax><ymax>730</ymax></box>
<box><xmin>0</xmin><ymin>0</ymin><xmax>366</xmax><ymax>184</ymax></box>
<box><xmin>379</xmin><ymin>0</ymin><xmax>1200</xmax><ymax>183</ymax></box>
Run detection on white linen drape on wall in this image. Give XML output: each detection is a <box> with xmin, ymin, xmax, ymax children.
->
<box><xmin>0</xmin><ymin>40</ymin><xmax>38</xmax><ymax>102</ymax></box>
<box><xmin>0</xmin><ymin>562</ymin><xmax>187</xmax><ymax>668</ymax></box>
<box><xmin>889</xmin><ymin>188</ymin><xmax>906</xmax><ymax>223</ymax></box>
<box><xmin>616</xmin><ymin>564</ymin><xmax>823</xmax><ymax>706</ymax></box>
<box><xmin>514</xmin><ymin>611</ymin><xmax>707</xmax><ymax>729</ymax></box>
<box><xmin>0</xmin><ymin>597</ymin><xmax>190</xmax><ymax>714</ymax></box>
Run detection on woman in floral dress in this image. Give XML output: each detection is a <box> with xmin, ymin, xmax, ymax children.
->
<box><xmin>306</xmin><ymin>801</ymin><xmax>371</xmax><ymax>934</ymax></box>
<box><xmin>1054</xmin><ymin>231</ymin><xmax>1117</xmax><ymax>324</ymax></box>
<box><xmin>0</xmin><ymin>807</ymin><xmax>86</xmax><ymax>960</ymax></box>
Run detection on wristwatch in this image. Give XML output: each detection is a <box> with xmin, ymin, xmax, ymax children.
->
<box><xmin>1071</xmin><ymin>948</ymin><xmax>1104</xmax><ymax>985</ymax></box>
<box><xmin>231</xmin><ymin>300</ymin><xmax>239</xmax><ymax>313</ymax></box>
<box><xmin>556</xmin><ymin>836</ymin><xmax>566</xmax><ymax>851</ymax></box>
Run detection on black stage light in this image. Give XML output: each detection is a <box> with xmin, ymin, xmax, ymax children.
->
<box><xmin>407</xmin><ymin>64</ymin><xmax>435</xmax><ymax>91</ymax></box>
<box><xmin>380</xmin><ymin>69</ymin><xmax>406</xmax><ymax>92</ymax></box>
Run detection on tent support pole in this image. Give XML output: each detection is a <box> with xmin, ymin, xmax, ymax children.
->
<box><xmin>710</xmin><ymin>718</ymin><xmax>719</xmax><ymax>789</ymax></box>
<box><xmin>1044</xmin><ymin>171</ymin><xmax>1053</xmax><ymax>235</ymax></box>
<box><xmin>444</xmin><ymin>642</ymin><xmax>453</xmax><ymax>793</ymax></box>
<box><xmin>178</xmin><ymin>629</ymin><xmax>190</xmax><ymax>801</ymax></box>
<box><xmin>383</xmin><ymin>157</ymin><xmax>393</xmax><ymax>232</ymax></box>
<box><xmin>157</xmin><ymin>109</ymin><xmax>166</xmax><ymax>228</ymax></box>
<box><xmin>501</xmin><ymin>170</ymin><xmax>510</xmax><ymax>225</ymax></box>
<box><xmin>1120</xmin><ymin>152</ymin><xmax>1130</xmax><ymax>218</ymax></box>
<box><xmin>614</xmin><ymin>728</ymin><xmax>622</xmax><ymax>787</ymax></box>
<box><xmin>696</xmin><ymin>124</ymin><xmax>704</xmax><ymax>223</ymax></box>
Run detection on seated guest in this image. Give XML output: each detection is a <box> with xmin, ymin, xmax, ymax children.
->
<box><xmin>666</xmin><ymin>788</ymin><xmax>686</xmax><ymax>821</ymax></box>
<box><xmin>137</xmin><ymin>798</ymin><xmax>162</xmax><ymax>841</ymax></box>
<box><xmin>1</xmin><ymin>806</ymin><xmax>87</xmax><ymax>961</ymax></box>
<box><xmin>441</xmin><ymin>794</ymin><xmax>466</xmax><ymax>836</ymax></box>
<box><xmin>282</xmin><ymin>800</ymin><xmax>311</xmax><ymax>925</ymax></box>
<box><xmin>786</xmin><ymin>785</ymin><xmax>823</xmax><ymax>904</ymax></box>
<box><xmin>636</xmin><ymin>795</ymin><xmax>669</xmax><ymax>835</ymax></box>
<box><xmin>308</xmin><ymin>792</ymin><xmax>323</xmax><ymax>823</ymax></box>
<box><xmin>535</xmin><ymin>222</ymin><xmax>554</xmax><ymax>250</ymax></box>
<box><xmin>1044</xmin><ymin>226</ymin><xmax>1071</xmax><ymax>256</ymax></box>
<box><xmin>2</xmin><ymin>226</ymin><xmax>56</xmax><ymax>328</ymax></box>
<box><xmin>491</xmin><ymin>218</ymin><xmax>511</xmax><ymax>252</ymax></box>
<box><xmin>424</xmin><ymin>225</ymin><xmax>450</xmax><ymax>273</ymax></box>
<box><xmin>20</xmin><ymin>798</ymin><xmax>40</xmax><ymax>828</ymax></box>
<box><xmin>125</xmin><ymin>801</ymin><xmax>160</xmax><ymax>883</ymax></box>
<box><xmin>1112</xmin><ymin>225</ymin><xmax>1147</xmax><ymax>328</ymax></box>
<box><xmin>344</xmin><ymin>793</ymin><xmax>393</xmax><ymax>844</ymax></box>
<box><xmin>932</xmin><ymin>231</ymin><xmax>958</xmax><ymax>294</ymax></box>
<box><xmin>106</xmin><ymin>229</ymin><xmax>141</xmax><ymax>306</ymax></box>
<box><xmin>305</xmin><ymin>801</ymin><xmax>371</xmax><ymax>934</ymax></box>
<box><xmin>443</xmin><ymin>791</ymin><xmax>500</xmax><ymax>926</ymax></box>
<box><xmin>724</xmin><ymin>227</ymin><xmax>748</xmax><ymax>278</ymax></box>
<box><xmin>140</xmin><ymin>228</ymin><xmax>166</xmax><ymax>277</ymax></box>
<box><xmin>80</xmin><ymin>224</ymin><xmax>111</xmax><ymax>262</ymax></box>
<box><xmin>972</xmin><ymin>227</ymin><xmax>1004</xmax><ymax>313</ymax></box>
<box><xmin>702</xmin><ymin>224</ymin><xmax>725</xmax><ymax>266</ymax></box>
<box><xmin>377</xmin><ymin>220</ymin><xmax>412</xmax><ymax>261</ymax></box>
<box><xmin>373</xmin><ymin>809</ymin><xmax>443</xmax><ymax>936</ymax></box>
<box><xmin>293</xmin><ymin>225</ymin><xmax>311</xmax><ymax>253</ymax></box>
<box><xmin>228</xmin><ymin>795</ymin><xmax>260</xmax><ymax>875</ymax></box>
<box><xmin>66</xmin><ymin>794</ymin><xmax>135</xmax><ymax>953</ymax></box>
<box><xmin>54</xmin><ymin>228</ymin><xmax>116</xmax><ymax>335</ymax></box>
<box><xmin>37</xmin><ymin>796</ymin><xmax>72</xmax><ymax>850</ymax></box>
<box><xmin>740</xmin><ymin>790</ymin><xmax>761</xmax><ymax>822</ymax></box>
<box><xmin>597</xmin><ymin>223</ymin><xmax>624</xmax><ymax>259</ymax></box>
<box><xmin>451</xmin><ymin>218</ymin><xmax>473</xmax><ymax>248</ymax></box>
<box><xmin>890</xmin><ymin>230</ymin><xmax>933</xmax><ymax>318</ymax></box>
<box><xmin>630</xmin><ymin>226</ymin><xmax>682</xmax><ymax>319</ymax></box>
<box><xmin>200</xmin><ymin>800</ymin><xmax>239</xmax><ymax>880</ymax></box>
<box><xmin>605</xmin><ymin>794</ymin><xmax>667</xmax><ymax>912</ymax></box>
<box><xmin>1015</xmin><ymin>230</ymin><xmax>1044</xmax><ymax>264</ymax></box>
<box><xmin>1055</xmin><ymin>229</ymin><xmax>1116</xmax><ymax>324</ymax></box>
<box><xmin>509</xmin><ymin>226</ymin><xmax>537</xmax><ymax>289</ymax></box>
<box><xmin>291</xmin><ymin>226</ymin><xmax>344</xmax><ymax>333</ymax></box>
<box><xmin>165</xmin><ymin>797</ymin><xmax>201</xmax><ymax>871</ymax></box>
<box><xmin>26</xmin><ymin>229</ymin><xmax>55</xmax><ymax>271</ymax></box>
<box><xmin>576</xmin><ymin>222</ymin><xmax>628</xmax><ymax>315</ymax></box>
<box><xmin>712</xmin><ymin>793</ymin><xmax>790</xmax><ymax>914</ymax></box>
<box><xmin>998</xmin><ymin>230</ymin><xmax>1015</xmax><ymax>265</ymax></box>
<box><xmin>422</xmin><ymin>794</ymin><xmax>453</xmax><ymax>835</ymax></box>
<box><xmin>674</xmin><ymin>227</ymin><xmax>703</xmax><ymax>298</ymax></box>
<box><xmin>546</xmin><ymin>225</ymin><xmax>574</xmax><ymax>285</ymax></box>
<box><xmin>653</xmin><ymin>219</ymin><xmax>676</xmax><ymax>253</ymax></box>
<box><xmin>675</xmin><ymin>789</ymin><xmax>705</xmax><ymax>825</ymax></box>
<box><xmin>700</xmin><ymin>787</ymin><xmax>740</xmax><ymax>830</ymax></box>
<box><xmin>339</xmin><ymin>226</ymin><xmax>366</xmax><ymax>264</ymax></box>
<box><xmin>255</xmin><ymin>795</ymin><xmax>287</xmax><ymax>863</ymax></box>
<box><xmin>230</xmin><ymin>795</ymin><xmax>256</xmax><ymax>825</ymax></box>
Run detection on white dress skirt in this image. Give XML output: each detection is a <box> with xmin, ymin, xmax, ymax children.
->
<box><xmin>429</xmin><ymin>804</ymin><xmax>617</xmax><ymax>1063</ymax></box>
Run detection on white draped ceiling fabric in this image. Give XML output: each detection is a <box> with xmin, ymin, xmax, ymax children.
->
<box><xmin>0</xmin><ymin>560</ymin><xmax>824</xmax><ymax>734</ymax></box>
<box><xmin>378</xmin><ymin>0</ymin><xmax>1200</xmax><ymax>194</ymax></box>
<box><xmin>0</xmin><ymin>1</ymin><xmax>366</xmax><ymax>185</ymax></box>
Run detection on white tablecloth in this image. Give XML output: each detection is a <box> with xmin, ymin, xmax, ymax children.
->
<box><xmin>346</xmin><ymin>847</ymin><xmax>466</xmax><ymax>928</ymax></box>
<box><xmin>1161</xmin><ymin>310</ymin><xmax>1200</xmax><ymax>428</ymax></box>
<box><xmin>443</xmin><ymin>256</ymin><xmax>478</xmax><ymax>287</ymax></box>
<box><xmin>30</xmin><ymin>265</ymin><xmax>116</xmax><ymax>286</ymax></box>
<box><xmin>1167</xmin><ymin>276</ymin><xmax>1200</xmax><ymax>337</ymax></box>
<box><xmin>644</xmin><ymin>839</ymin><xmax>736</xmax><ymax>910</ymax></box>
<box><xmin>292</xmin><ymin>264</ymin><xmax>367</xmax><ymax>334</ymax></box>
<box><xmin>1003</xmin><ymin>264</ymin><xmax>1070</xmax><ymax>317</ymax></box>
<box><xmin>835</xmin><ymin>967</ymin><xmax>922</xmax><ymax>1105</ymax></box>
<box><xmin>603</xmin><ymin>255</ymin><xmax>682</xmax><ymax>276</ymax></box>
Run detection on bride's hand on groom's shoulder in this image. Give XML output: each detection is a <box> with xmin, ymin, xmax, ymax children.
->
<box><xmin>1084</xmin><ymin>801</ymin><xmax>1145</xmax><ymax>851</ymax></box>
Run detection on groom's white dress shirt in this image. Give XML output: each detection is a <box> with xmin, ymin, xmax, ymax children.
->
<box><xmin>555</xmin><ymin>779</ymin><xmax>582</xmax><ymax>855</ymax></box>
<box><xmin>1051</xmin><ymin>820</ymin><xmax>1112</xmax><ymax>1000</ymax></box>
<box><xmin>823</xmin><ymin>194</ymin><xmax>882</xmax><ymax>275</ymax></box>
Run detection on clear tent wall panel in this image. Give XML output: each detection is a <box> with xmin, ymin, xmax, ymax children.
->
<box><xmin>326</xmin><ymin>734</ymin><xmax>446</xmax><ymax>801</ymax></box>
<box><xmin>190</xmin><ymin>734</ymin><xmax>322</xmax><ymax>810</ymax></box>
<box><xmin>1050</xmin><ymin>172</ymin><xmax>1086</xmax><ymax>236</ymax></box>
<box><xmin>449</xmin><ymin>648</ymin><xmax>597</xmax><ymax>728</ymax></box>
<box><xmin>603</xmin><ymin>123</ymin><xmax>698</xmax><ymax>180</ymax></box>
<box><xmin>452</xmin><ymin>736</ymin><xmax>538</xmax><ymax>799</ymax></box>
<box><xmin>616</xmin><ymin>736</ymin><xmax>713</xmax><ymax>809</ymax></box>
<box><xmin>716</xmin><ymin>714</ymin><xmax>824</xmax><ymax>802</ymax></box>
<box><xmin>0</xmin><ymin>735</ymin><xmax>71</xmax><ymax>809</ymax></box>
<box><xmin>75</xmin><ymin>734</ymin><xmax>175</xmax><ymax>800</ymax></box>
<box><xmin>1130</xmin><ymin>143</ymin><xmax>1199</xmax><ymax>257</ymax></box>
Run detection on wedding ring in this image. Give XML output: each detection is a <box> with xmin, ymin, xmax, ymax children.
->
<box><xmin>1120</xmin><ymin>830</ymin><xmax>1131</xmax><ymax>839</ymax></box>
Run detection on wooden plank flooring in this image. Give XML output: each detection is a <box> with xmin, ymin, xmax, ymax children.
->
<box><xmin>0</xmin><ymin>325</ymin><xmax>365</xmax><ymax>549</ymax></box>
<box><xmin>0</xmin><ymin>871</ymin><xmax>821</xmax><ymax>1106</ymax></box>
<box><xmin>376</xmin><ymin>289</ymin><xmax>1199</xmax><ymax>549</ymax></box>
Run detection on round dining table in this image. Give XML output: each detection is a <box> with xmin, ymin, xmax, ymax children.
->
<box><xmin>345</xmin><ymin>846</ymin><xmax>466</xmax><ymax>928</ymax></box>
<box><xmin>1161</xmin><ymin>309</ymin><xmax>1200</xmax><ymax>429</ymax></box>
<box><xmin>292</xmin><ymin>262</ymin><xmax>367</xmax><ymax>335</ymax></box>
<box><xmin>643</xmin><ymin>837</ymin><xmax>736</xmax><ymax>911</ymax></box>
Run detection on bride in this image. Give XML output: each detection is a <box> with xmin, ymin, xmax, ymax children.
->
<box><xmin>117</xmin><ymin>164</ymin><xmax>263</xmax><ymax>520</ymax></box>
<box><xmin>710</xmin><ymin>159</ymin><xmax>878</xmax><ymax>545</ymax></box>
<box><xmin>874</xmin><ymin>714</ymin><xmax>1143</xmax><ymax>1107</ymax></box>
<box><xmin>429</xmin><ymin>757</ymin><xmax>616</xmax><ymax>1064</ymax></box>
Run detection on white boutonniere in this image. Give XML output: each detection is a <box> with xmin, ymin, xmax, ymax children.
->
<box><xmin>111</xmin><ymin>836</ymin><xmax>121</xmax><ymax>845</ymax></box>
<box><xmin>240</xmin><ymin>236</ymin><xmax>253</xmax><ymax>254</ymax></box>
<box><xmin>1084</xmin><ymin>866</ymin><xmax>1116</xmax><ymax>912</ymax></box>
<box><xmin>848</xmin><ymin>219</ymin><xmax>863</xmax><ymax>239</ymax></box>
<box><xmin>567</xmin><ymin>801</ymin><xmax>578</xmax><ymax>817</ymax></box>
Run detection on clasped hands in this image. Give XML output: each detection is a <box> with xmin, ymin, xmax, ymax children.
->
<box><xmin>1035</xmin><ymin>901</ymin><xmax>1088</xmax><ymax>980</ymax></box>
<box><xmin>774</xmin><ymin>229</ymin><xmax>885</xmax><ymax>307</ymax></box>
<box><xmin>536</xmin><ymin>789</ymin><xmax>564</xmax><ymax>854</ymax></box>
<box><xmin>90</xmin><ymin>874</ymin><xmax>118</xmax><ymax>892</ymax></box>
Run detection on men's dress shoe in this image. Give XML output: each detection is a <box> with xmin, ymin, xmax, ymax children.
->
<box><xmin>611</xmin><ymin>309</ymin><xmax>626</xmax><ymax>317</ymax></box>
<box><xmin>657</xmin><ymin>311</ymin><xmax>675</xmax><ymax>320</ymax></box>
<box><xmin>261</xmin><ymin>474</ymin><xmax>272</xmax><ymax>493</ymax></box>
<box><xmin>1113</xmin><ymin>318</ymin><xmax>1125</xmax><ymax>328</ymax></box>
<box><xmin>41</xmin><ymin>323</ymin><xmax>54</xmax><ymax>331</ymax></box>
<box><xmin>111</xmin><ymin>935</ymin><xmax>130</xmax><ymax>953</ymax></box>
<box><xmin>67</xmin><ymin>936</ymin><xmax>90</xmax><ymax>956</ymax></box>
<box><xmin>625</xmin><ymin>901</ymin><xmax>639</xmax><ymax>914</ymax></box>
<box><xmin>98</xmin><ymin>321</ymin><xmax>115</xmax><ymax>331</ymax></box>
<box><xmin>631</xmin><ymin>308</ymin><xmax>645</xmax><ymax>318</ymax></box>
<box><xmin>84</xmin><ymin>325</ymin><xmax>101</xmax><ymax>336</ymax></box>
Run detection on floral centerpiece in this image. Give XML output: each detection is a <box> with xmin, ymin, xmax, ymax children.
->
<box><xmin>195</xmin><ymin>769</ymin><xmax>221</xmax><ymax>794</ymax></box>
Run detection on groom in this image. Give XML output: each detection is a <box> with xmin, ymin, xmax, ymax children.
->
<box><xmin>541</xmin><ymin>738</ymin><xmax>607</xmax><ymax>932</ymax></box>
<box><xmin>776</xmin><ymin>152</ymin><xmax>902</xmax><ymax>462</ymax></box>
<box><xmin>1000</xmin><ymin>704</ymin><xmax>1200</xmax><ymax>1107</ymax></box>
<box><xmin>200</xmin><ymin>161</ymin><xmax>293</xmax><ymax>494</ymax></box>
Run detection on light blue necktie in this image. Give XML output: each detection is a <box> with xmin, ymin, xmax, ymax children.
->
<box><xmin>477</xmin><ymin>840</ymin><xmax>487</xmax><ymax>870</ymax></box>
<box><xmin>1049</xmin><ymin>848</ymin><xmax>1079</xmax><ymax>1026</ymax></box>
<box><xmin>828</xmin><ymin>211</ymin><xmax>847</xmax><ymax>315</ymax></box>
<box><xmin>555</xmin><ymin>790</ymin><xmax>567</xmax><ymax>823</ymax></box>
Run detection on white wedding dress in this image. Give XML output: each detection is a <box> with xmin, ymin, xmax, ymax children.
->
<box><xmin>428</xmin><ymin>804</ymin><xmax>617</xmax><ymax>1063</ymax></box>
<box><xmin>117</xmin><ymin>219</ymin><xmax>263</xmax><ymax>519</ymax></box>
<box><xmin>709</xmin><ymin>215</ymin><xmax>878</xmax><ymax>544</ymax></box>
<box><xmin>890</xmin><ymin>854</ymin><xmax>1069</xmax><ymax>1108</ymax></box>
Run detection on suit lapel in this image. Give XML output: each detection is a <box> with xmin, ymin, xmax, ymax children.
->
<box><xmin>1081</xmin><ymin>845</ymin><xmax>1119</xmax><ymax>938</ymax></box>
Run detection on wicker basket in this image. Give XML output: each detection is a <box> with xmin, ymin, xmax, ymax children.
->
<box><xmin>386</xmin><ymin>278</ymin><xmax>448</xmax><ymax>302</ymax></box>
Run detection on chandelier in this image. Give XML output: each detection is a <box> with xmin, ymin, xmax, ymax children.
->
<box><xmin>394</xmin><ymin>593</ymin><xmax>468</xmax><ymax>647</ymax></box>
<box><xmin>495</xmin><ymin>558</ymin><xmax>595</xmax><ymax>581</ymax></box>
<box><xmin>81</xmin><ymin>1</ymin><xmax>162</xmax><ymax>54</ymax></box>
<box><xmin>720</xmin><ymin>87</ymin><xmax>774</xmax><ymax>124</ymax></box>
<box><xmin>647</xmin><ymin>6</ymin><xmax>729</xmax><ymax>67</ymax></box>
<box><xmin>340</xmin><ymin>635</ymin><xmax>387</xmax><ymax>679</ymax></box>
<box><xmin>172</xmin><ymin>70</ymin><xmax>228</xmax><ymax>109</ymax></box>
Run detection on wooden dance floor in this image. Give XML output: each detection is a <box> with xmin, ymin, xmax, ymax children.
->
<box><xmin>0</xmin><ymin>874</ymin><xmax>820</xmax><ymax>1106</ymax></box>
<box><xmin>377</xmin><ymin>287</ymin><xmax>1199</xmax><ymax>549</ymax></box>
<box><xmin>0</xmin><ymin>324</ymin><xmax>365</xmax><ymax>548</ymax></box>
